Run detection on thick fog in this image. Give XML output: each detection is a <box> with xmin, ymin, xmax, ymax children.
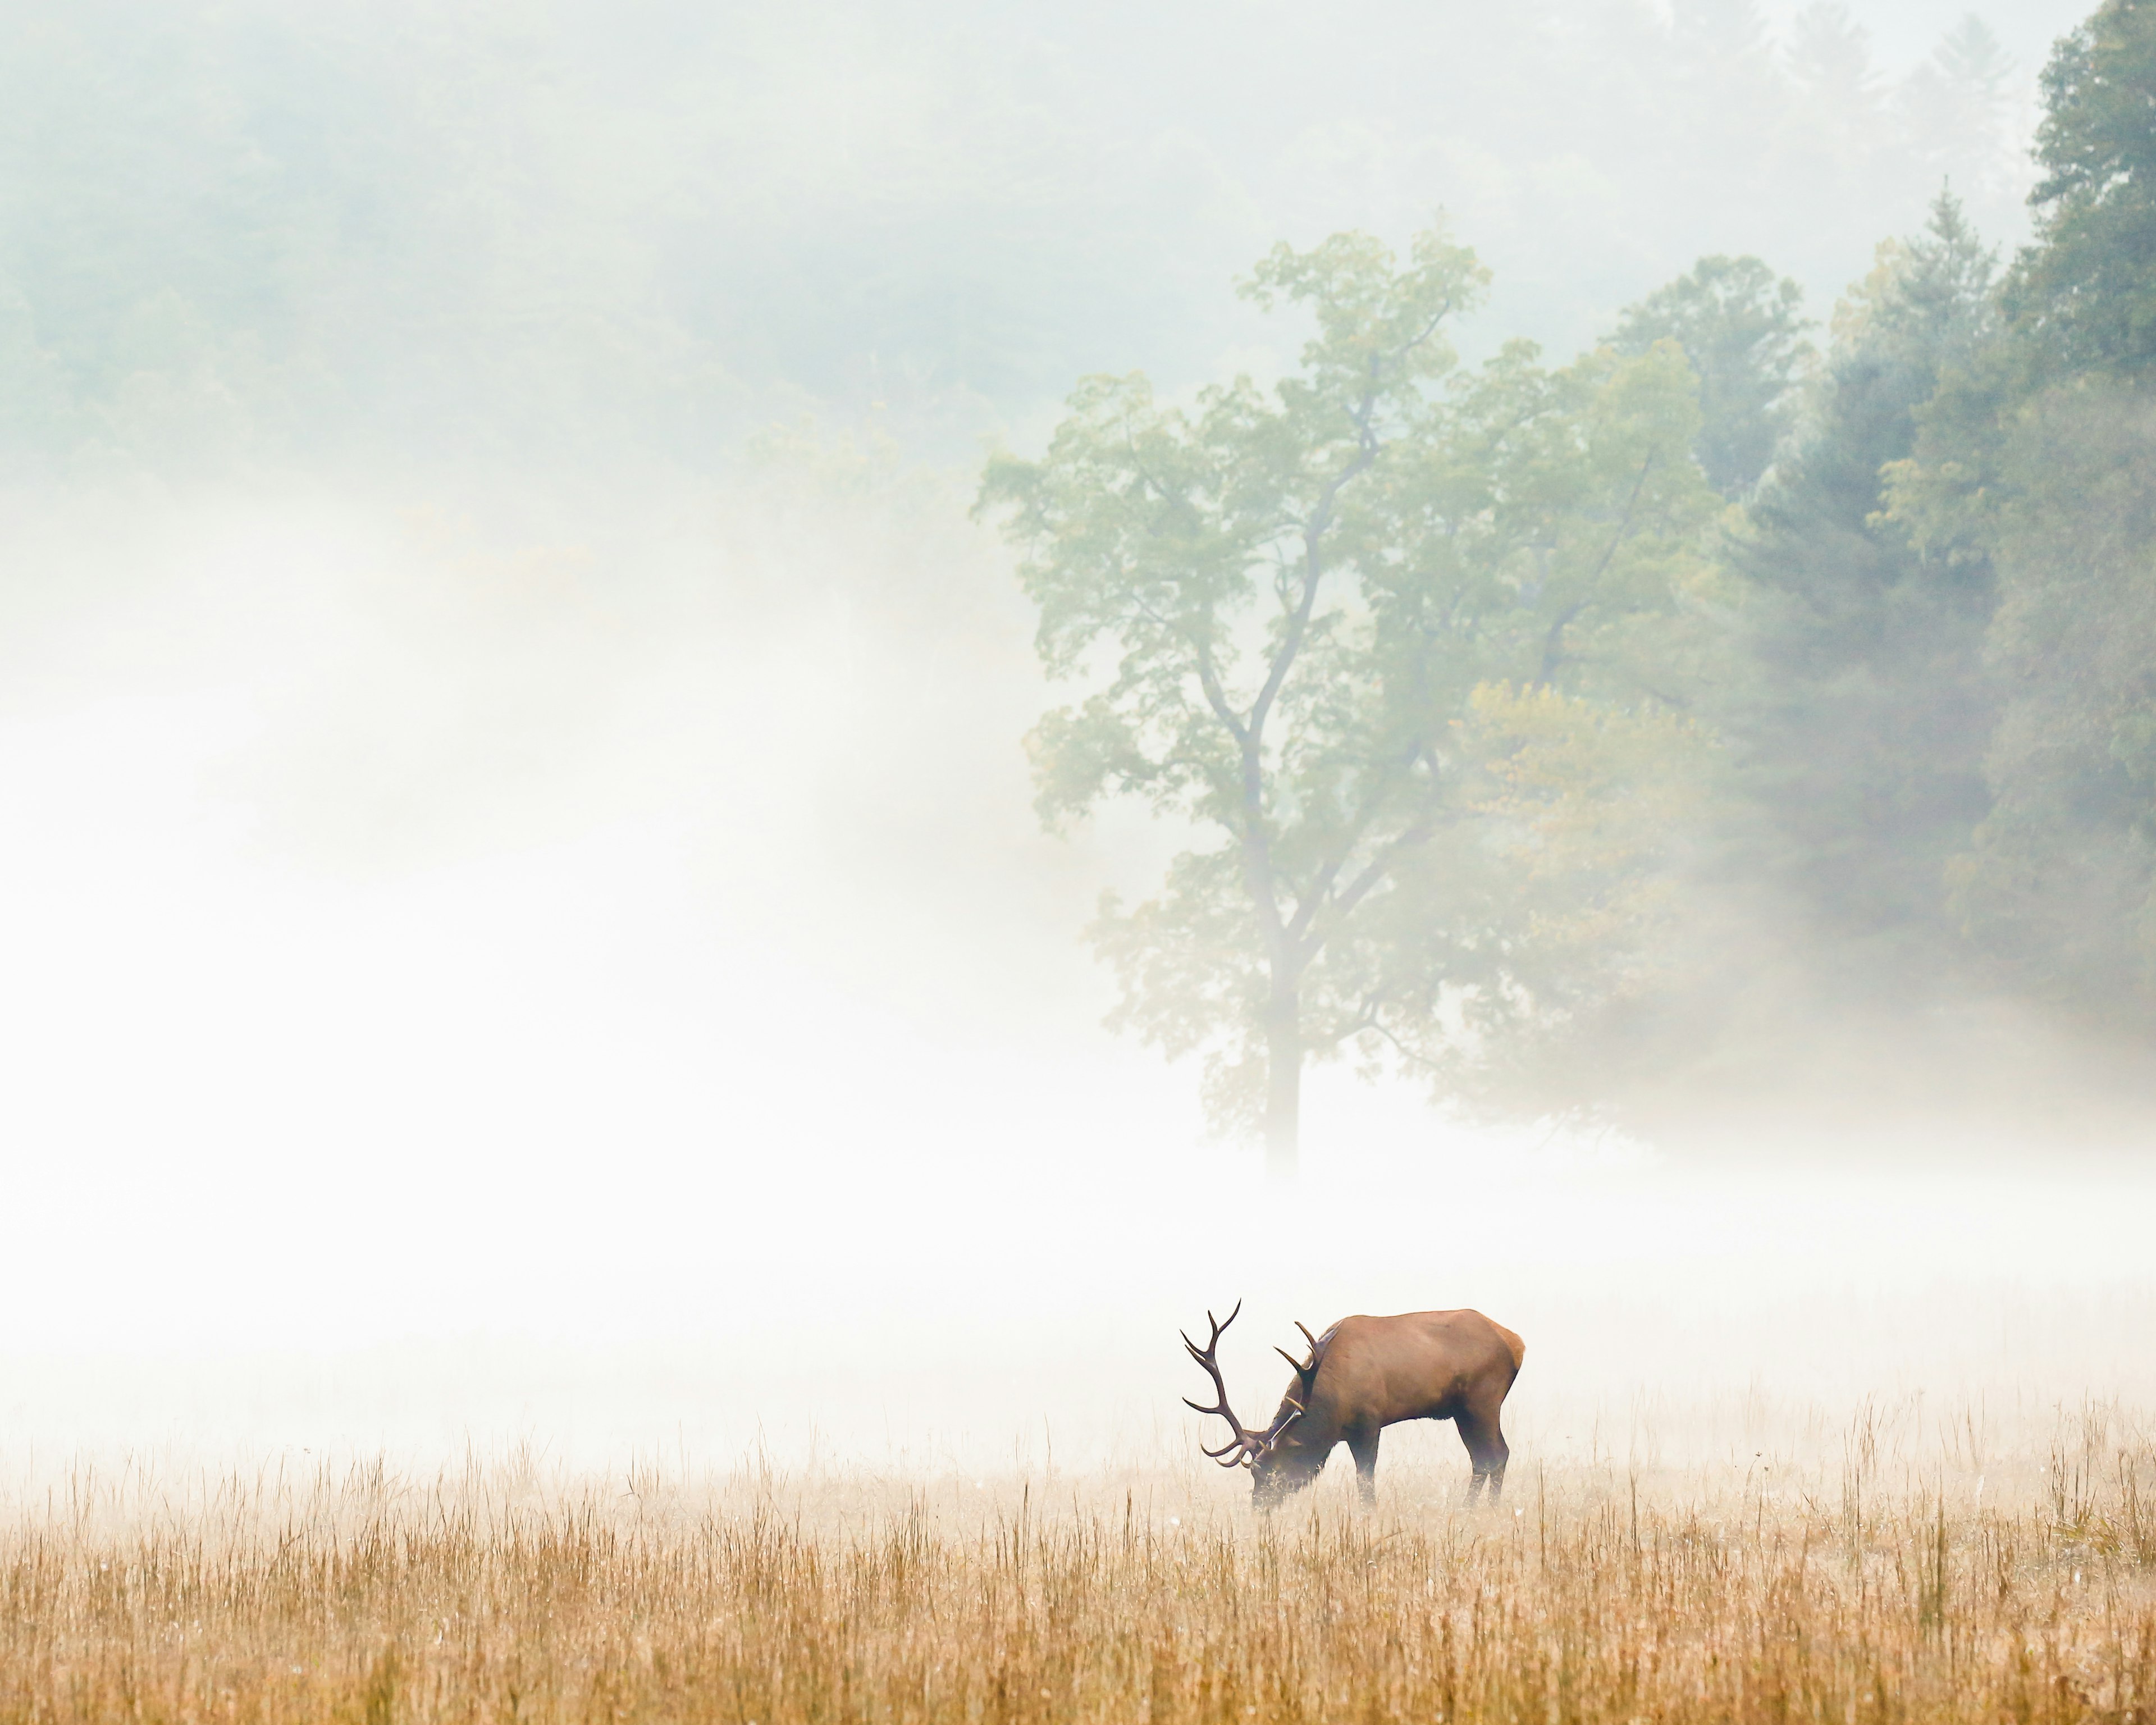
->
<box><xmin>1</xmin><ymin>0</ymin><xmax>2147</xmax><ymax>1488</ymax></box>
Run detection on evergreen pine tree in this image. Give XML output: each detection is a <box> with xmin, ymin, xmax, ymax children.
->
<box><xmin>1725</xmin><ymin>193</ymin><xmax>1999</xmax><ymax>969</ymax></box>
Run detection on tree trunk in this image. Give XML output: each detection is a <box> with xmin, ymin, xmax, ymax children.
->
<box><xmin>1263</xmin><ymin>990</ymin><xmax>1301</xmax><ymax>1180</ymax></box>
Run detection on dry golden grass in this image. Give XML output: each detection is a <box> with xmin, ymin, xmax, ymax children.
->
<box><xmin>3</xmin><ymin>1411</ymin><xmax>2153</xmax><ymax>1724</ymax></box>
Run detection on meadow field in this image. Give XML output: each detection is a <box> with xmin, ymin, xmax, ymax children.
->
<box><xmin>3</xmin><ymin>1396</ymin><xmax>2150</xmax><ymax>1725</ymax></box>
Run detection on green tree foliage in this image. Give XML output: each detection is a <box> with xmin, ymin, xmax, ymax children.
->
<box><xmin>1727</xmin><ymin>194</ymin><xmax>1999</xmax><ymax>966</ymax></box>
<box><xmin>1609</xmin><ymin>255</ymin><xmax>1812</xmax><ymax>498</ymax></box>
<box><xmin>1880</xmin><ymin>4</ymin><xmax>2156</xmax><ymax>1021</ymax></box>
<box><xmin>1446</xmin><ymin>682</ymin><xmax>1714</xmax><ymax>1119</ymax></box>
<box><xmin>1937</xmin><ymin>387</ymin><xmax>2156</xmax><ymax>1010</ymax></box>
<box><xmin>2006</xmin><ymin>0</ymin><xmax>2156</xmax><ymax>377</ymax></box>
<box><xmin>977</xmin><ymin>228</ymin><xmax>1717</xmax><ymax>1171</ymax></box>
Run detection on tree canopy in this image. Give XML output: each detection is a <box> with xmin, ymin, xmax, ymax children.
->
<box><xmin>1609</xmin><ymin>255</ymin><xmax>1811</xmax><ymax>499</ymax></box>
<box><xmin>1724</xmin><ymin>195</ymin><xmax>1999</xmax><ymax>968</ymax></box>
<box><xmin>979</xmin><ymin>228</ymin><xmax>1716</xmax><ymax>1171</ymax></box>
<box><xmin>2007</xmin><ymin>0</ymin><xmax>2156</xmax><ymax>377</ymax></box>
<box><xmin>988</xmin><ymin>0</ymin><xmax>2156</xmax><ymax>1155</ymax></box>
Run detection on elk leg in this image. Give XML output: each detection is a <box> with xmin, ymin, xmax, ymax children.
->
<box><xmin>1455</xmin><ymin>1407</ymin><xmax>1510</xmax><ymax>1508</ymax></box>
<box><xmin>1345</xmin><ymin>1425</ymin><xmax>1380</xmax><ymax>1509</ymax></box>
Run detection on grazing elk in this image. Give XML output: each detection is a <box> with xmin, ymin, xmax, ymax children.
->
<box><xmin>1181</xmin><ymin>1302</ymin><xmax>1525</xmax><ymax>1509</ymax></box>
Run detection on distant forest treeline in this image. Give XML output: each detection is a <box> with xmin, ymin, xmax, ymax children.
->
<box><xmin>1617</xmin><ymin>0</ymin><xmax>2156</xmax><ymax>1120</ymax></box>
<box><xmin>0</xmin><ymin>0</ymin><xmax>2047</xmax><ymax>476</ymax></box>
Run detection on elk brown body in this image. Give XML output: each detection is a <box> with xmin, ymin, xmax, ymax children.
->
<box><xmin>1182</xmin><ymin>1305</ymin><xmax>1525</xmax><ymax>1508</ymax></box>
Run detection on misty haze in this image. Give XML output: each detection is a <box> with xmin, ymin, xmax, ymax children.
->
<box><xmin>2</xmin><ymin>2</ymin><xmax>2154</xmax><ymax>1721</ymax></box>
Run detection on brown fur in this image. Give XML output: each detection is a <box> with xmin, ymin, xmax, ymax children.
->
<box><xmin>1250</xmin><ymin>1308</ymin><xmax>1523</xmax><ymax>1509</ymax></box>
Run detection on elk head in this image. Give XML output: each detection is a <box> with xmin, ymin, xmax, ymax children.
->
<box><xmin>1181</xmin><ymin>1303</ymin><xmax>1326</xmax><ymax>1506</ymax></box>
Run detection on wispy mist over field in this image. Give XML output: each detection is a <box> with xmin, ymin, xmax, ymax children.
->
<box><xmin>1</xmin><ymin>478</ymin><xmax>2151</xmax><ymax>1481</ymax></box>
<box><xmin>2</xmin><ymin>0</ymin><xmax>2150</xmax><ymax>1512</ymax></box>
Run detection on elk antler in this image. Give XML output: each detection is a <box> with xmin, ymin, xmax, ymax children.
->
<box><xmin>1275</xmin><ymin>1320</ymin><xmax>1323</xmax><ymax>1399</ymax></box>
<box><xmin>1180</xmin><ymin>1303</ymin><xmax>1269</xmax><ymax>1469</ymax></box>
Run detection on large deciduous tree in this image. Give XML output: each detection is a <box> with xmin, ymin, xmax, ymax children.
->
<box><xmin>977</xmin><ymin>228</ymin><xmax>1715</xmax><ymax>1174</ymax></box>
